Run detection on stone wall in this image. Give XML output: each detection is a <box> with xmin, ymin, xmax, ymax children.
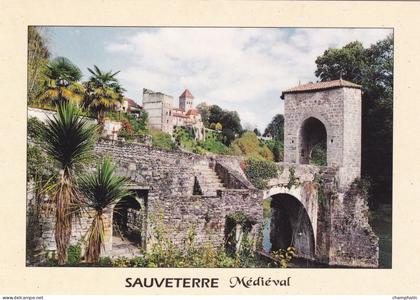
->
<box><xmin>29</xmin><ymin>140</ymin><xmax>378</xmax><ymax>267</ymax></box>
<box><xmin>94</xmin><ymin>141</ymin><xmax>261</xmax><ymax>253</ymax></box>
<box><xmin>94</xmin><ymin>142</ymin><xmax>264</xmax><ymax>252</ymax></box>
<box><xmin>329</xmin><ymin>183</ymin><xmax>379</xmax><ymax>267</ymax></box>
<box><xmin>263</xmin><ymin>162</ymin><xmax>378</xmax><ymax>266</ymax></box>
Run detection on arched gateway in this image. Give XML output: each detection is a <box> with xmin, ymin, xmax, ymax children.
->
<box><xmin>110</xmin><ymin>189</ymin><xmax>148</xmax><ymax>257</ymax></box>
<box><xmin>268</xmin><ymin>193</ymin><xmax>315</xmax><ymax>259</ymax></box>
<box><xmin>299</xmin><ymin>117</ymin><xmax>327</xmax><ymax>165</ymax></box>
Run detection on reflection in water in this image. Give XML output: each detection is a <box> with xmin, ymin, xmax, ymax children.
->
<box><xmin>262</xmin><ymin>216</ymin><xmax>271</xmax><ymax>252</ymax></box>
<box><xmin>263</xmin><ymin>215</ymin><xmax>319</xmax><ymax>268</ymax></box>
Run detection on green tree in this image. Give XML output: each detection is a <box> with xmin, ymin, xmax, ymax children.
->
<box><xmin>221</xmin><ymin>111</ymin><xmax>242</xmax><ymax>135</ymax></box>
<box><xmin>78</xmin><ymin>158</ymin><xmax>130</xmax><ymax>263</ymax></box>
<box><xmin>196</xmin><ymin>102</ymin><xmax>210</xmax><ymax>127</ymax></box>
<box><xmin>230</xmin><ymin>131</ymin><xmax>262</xmax><ymax>158</ymax></box>
<box><xmin>39</xmin><ymin>102</ymin><xmax>98</xmax><ymax>264</ymax></box>
<box><xmin>208</xmin><ymin>105</ymin><xmax>224</xmax><ymax>125</ymax></box>
<box><xmin>206</xmin><ymin>105</ymin><xmax>242</xmax><ymax>145</ymax></box>
<box><xmin>150</xmin><ymin>129</ymin><xmax>175</xmax><ymax>151</ymax></box>
<box><xmin>28</xmin><ymin>27</ymin><xmax>50</xmax><ymax>104</ymax></box>
<box><xmin>314</xmin><ymin>34</ymin><xmax>393</xmax><ymax>207</ymax></box>
<box><xmin>83</xmin><ymin>65</ymin><xmax>125</xmax><ymax>127</ymax></box>
<box><xmin>265</xmin><ymin>139</ymin><xmax>284</xmax><ymax>162</ymax></box>
<box><xmin>253</xmin><ymin>128</ymin><xmax>261</xmax><ymax>136</ymax></box>
<box><xmin>264</xmin><ymin>114</ymin><xmax>284</xmax><ymax>142</ymax></box>
<box><xmin>315</xmin><ymin>41</ymin><xmax>367</xmax><ymax>83</ymax></box>
<box><xmin>39</xmin><ymin>57</ymin><xmax>84</xmax><ymax>106</ymax></box>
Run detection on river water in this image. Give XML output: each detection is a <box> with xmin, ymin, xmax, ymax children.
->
<box><xmin>262</xmin><ymin>203</ymin><xmax>391</xmax><ymax>268</ymax></box>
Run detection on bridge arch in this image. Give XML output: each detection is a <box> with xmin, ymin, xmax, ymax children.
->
<box><xmin>298</xmin><ymin>116</ymin><xmax>328</xmax><ymax>166</ymax></box>
<box><xmin>264</xmin><ymin>191</ymin><xmax>316</xmax><ymax>259</ymax></box>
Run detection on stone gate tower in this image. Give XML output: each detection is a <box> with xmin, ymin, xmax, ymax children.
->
<box><xmin>281</xmin><ymin>79</ymin><xmax>362</xmax><ymax>186</ymax></box>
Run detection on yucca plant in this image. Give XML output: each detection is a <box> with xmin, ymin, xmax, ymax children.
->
<box><xmin>78</xmin><ymin>158</ymin><xmax>130</xmax><ymax>263</ymax></box>
<box><xmin>83</xmin><ymin>65</ymin><xmax>125</xmax><ymax>128</ymax></box>
<box><xmin>40</xmin><ymin>102</ymin><xmax>98</xmax><ymax>265</ymax></box>
<box><xmin>38</xmin><ymin>57</ymin><xmax>85</xmax><ymax>106</ymax></box>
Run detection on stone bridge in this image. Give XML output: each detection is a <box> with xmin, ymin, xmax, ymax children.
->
<box><xmin>34</xmin><ymin>140</ymin><xmax>378</xmax><ymax>267</ymax></box>
<box><xmin>31</xmin><ymin>79</ymin><xmax>379</xmax><ymax>267</ymax></box>
<box><xmin>91</xmin><ymin>140</ymin><xmax>376</xmax><ymax>267</ymax></box>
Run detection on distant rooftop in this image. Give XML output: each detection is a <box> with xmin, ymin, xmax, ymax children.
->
<box><xmin>281</xmin><ymin>79</ymin><xmax>361</xmax><ymax>99</ymax></box>
<box><xmin>180</xmin><ymin>89</ymin><xmax>194</xmax><ymax>99</ymax></box>
<box><xmin>186</xmin><ymin>108</ymin><xmax>198</xmax><ymax>116</ymax></box>
<box><xmin>124</xmin><ymin>98</ymin><xmax>142</xmax><ymax>109</ymax></box>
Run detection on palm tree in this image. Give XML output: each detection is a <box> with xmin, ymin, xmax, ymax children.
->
<box><xmin>38</xmin><ymin>57</ymin><xmax>85</xmax><ymax>106</ymax></box>
<box><xmin>77</xmin><ymin>158</ymin><xmax>130</xmax><ymax>263</ymax></box>
<box><xmin>83</xmin><ymin>65</ymin><xmax>125</xmax><ymax>128</ymax></box>
<box><xmin>40</xmin><ymin>102</ymin><xmax>98</xmax><ymax>265</ymax></box>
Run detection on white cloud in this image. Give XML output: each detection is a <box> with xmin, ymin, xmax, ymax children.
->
<box><xmin>105</xmin><ymin>28</ymin><xmax>392</xmax><ymax>130</ymax></box>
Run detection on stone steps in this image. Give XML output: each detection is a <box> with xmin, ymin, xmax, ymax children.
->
<box><xmin>194</xmin><ymin>162</ymin><xmax>226</xmax><ymax>196</ymax></box>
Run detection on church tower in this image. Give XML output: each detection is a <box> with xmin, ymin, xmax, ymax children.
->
<box><xmin>179</xmin><ymin>89</ymin><xmax>194</xmax><ymax>112</ymax></box>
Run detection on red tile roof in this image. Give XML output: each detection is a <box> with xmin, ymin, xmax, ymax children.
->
<box><xmin>180</xmin><ymin>89</ymin><xmax>194</xmax><ymax>99</ymax></box>
<box><xmin>125</xmin><ymin>98</ymin><xmax>142</xmax><ymax>109</ymax></box>
<box><xmin>173</xmin><ymin>112</ymin><xmax>188</xmax><ymax>118</ymax></box>
<box><xmin>186</xmin><ymin>108</ymin><xmax>198</xmax><ymax>116</ymax></box>
<box><xmin>281</xmin><ymin>79</ymin><xmax>361</xmax><ymax>99</ymax></box>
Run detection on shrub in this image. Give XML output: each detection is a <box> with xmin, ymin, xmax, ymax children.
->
<box><xmin>353</xmin><ymin>177</ymin><xmax>371</xmax><ymax>197</ymax></box>
<box><xmin>27</xmin><ymin>117</ymin><xmax>44</xmax><ymax>142</ymax></box>
<box><xmin>286</xmin><ymin>167</ymin><xmax>300</xmax><ymax>189</ymax></box>
<box><xmin>98</xmin><ymin>256</ymin><xmax>112</xmax><ymax>267</ymax></box>
<box><xmin>201</xmin><ymin>139</ymin><xmax>229</xmax><ymax>154</ymax></box>
<box><xmin>27</xmin><ymin>144</ymin><xmax>56</xmax><ymax>182</ymax></box>
<box><xmin>129</xmin><ymin>256</ymin><xmax>147</xmax><ymax>267</ymax></box>
<box><xmin>150</xmin><ymin>130</ymin><xmax>175</xmax><ymax>151</ymax></box>
<box><xmin>205</xmin><ymin>129</ymin><xmax>223</xmax><ymax>141</ymax></box>
<box><xmin>310</xmin><ymin>143</ymin><xmax>327</xmax><ymax>166</ymax></box>
<box><xmin>271</xmin><ymin>247</ymin><xmax>296</xmax><ymax>268</ymax></box>
<box><xmin>263</xmin><ymin>139</ymin><xmax>284</xmax><ymax>162</ymax></box>
<box><xmin>112</xmin><ymin>257</ymin><xmax>131</xmax><ymax>267</ymax></box>
<box><xmin>225</xmin><ymin>212</ymin><xmax>255</xmax><ymax>255</ymax></box>
<box><xmin>230</xmin><ymin>131</ymin><xmax>260</xmax><ymax>156</ymax></box>
<box><xmin>118</xmin><ymin>119</ymin><xmax>134</xmax><ymax>141</ymax></box>
<box><xmin>228</xmin><ymin>143</ymin><xmax>243</xmax><ymax>156</ymax></box>
<box><xmin>121</xmin><ymin>119</ymin><xmax>133</xmax><ymax>135</ymax></box>
<box><xmin>259</xmin><ymin>144</ymin><xmax>274</xmax><ymax>161</ymax></box>
<box><xmin>244</xmin><ymin>158</ymin><xmax>279</xmax><ymax>189</ymax></box>
<box><xmin>67</xmin><ymin>244</ymin><xmax>82</xmax><ymax>265</ymax></box>
<box><xmin>174</xmin><ymin>127</ymin><xmax>196</xmax><ymax>150</ymax></box>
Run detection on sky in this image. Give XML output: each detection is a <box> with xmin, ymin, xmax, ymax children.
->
<box><xmin>43</xmin><ymin>27</ymin><xmax>392</xmax><ymax>131</ymax></box>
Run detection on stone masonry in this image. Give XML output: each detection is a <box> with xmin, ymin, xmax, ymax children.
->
<box><xmin>28</xmin><ymin>79</ymin><xmax>379</xmax><ymax>267</ymax></box>
<box><xmin>282</xmin><ymin>79</ymin><xmax>362</xmax><ymax>187</ymax></box>
<box><xmin>31</xmin><ymin>138</ymin><xmax>378</xmax><ymax>267</ymax></box>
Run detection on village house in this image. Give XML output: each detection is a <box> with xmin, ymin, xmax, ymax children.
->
<box><xmin>142</xmin><ymin>88</ymin><xmax>204</xmax><ymax>140</ymax></box>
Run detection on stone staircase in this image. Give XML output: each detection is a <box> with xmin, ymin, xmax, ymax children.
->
<box><xmin>194</xmin><ymin>161</ymin><xmax>226</xmax><ymax>196</ymax></box>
